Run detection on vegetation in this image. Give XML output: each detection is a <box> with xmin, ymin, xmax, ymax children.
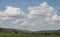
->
<box><xmin>0</xmin><ymin>28</ymin><xmax>60</xmax><ymax>37</ymax></box>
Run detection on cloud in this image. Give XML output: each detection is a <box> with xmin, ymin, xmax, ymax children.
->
<box><xmin>0</xmin><ymin>6</ymin><xmax>25</xmax><ymax>16</ymax></box>
<box><xmin>0</xmin><ymin>6</ymin><xmax>25</xmax><ymax>23</ymax></box>
<box><xmin>25</xmin><ymin>2</ymin><xmax>58</xmax><ymax>27</ymax></box>
<box><xmin>0</xmin><ymin>2</ymin><xmax>60</xmax><ymax>31</ymax></box>
<box><xmin>27</xmin><ymin>2</ymin><xmax>56</xmax><ymax>18</ymax></box>
<box><xmin>4</xmin><ymin>6</ymin><xmax>25</xmax><ymax>16</ymax></box>
<box><xmin>45</xmin><ymin>15</ymin><xmax>60</xmax><ymax>26</ymax></box>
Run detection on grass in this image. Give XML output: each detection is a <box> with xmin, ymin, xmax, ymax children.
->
<box><xmin>0</xmin><ymin>35</ymin><xmax>60</xmax><ymax>37</ymax></box>
<box><xmin>0</xmin><ymin>33</ymin><xmax>60</xmax><ymax>37</ymax></box>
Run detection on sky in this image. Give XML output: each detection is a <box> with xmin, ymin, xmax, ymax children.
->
<box><xmin>0</xmin><ymin>0</ymin><xmax>60</xmax><ymax>31</ymax></box>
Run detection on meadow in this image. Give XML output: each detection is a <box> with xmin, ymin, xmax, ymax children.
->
<box><xmin>0</xmin><ymin>33</ymin><xmax>60</xmax><ymax>37</ymax></box>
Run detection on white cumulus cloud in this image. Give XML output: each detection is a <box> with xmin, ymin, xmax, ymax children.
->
<box><xmin>0</xmin><ymin>6</ymin><xmax>25</xmax><ymax>23</ymax></box>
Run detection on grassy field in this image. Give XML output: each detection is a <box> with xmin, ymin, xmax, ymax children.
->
<box><xmin>0</xmin><ymin>33</ymin><xmax>60</xmax><ymax>37</ymax></box>
<box><xmin>0</xmin><ymin>35</ymin><xmax>60</xmax><ymax>37</ymax></box>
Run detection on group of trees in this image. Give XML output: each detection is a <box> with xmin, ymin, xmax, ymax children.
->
<box><xmin>30</xmin><ymin>30</ymin><xmax>60</xmax><ymax>35</ymax></box>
